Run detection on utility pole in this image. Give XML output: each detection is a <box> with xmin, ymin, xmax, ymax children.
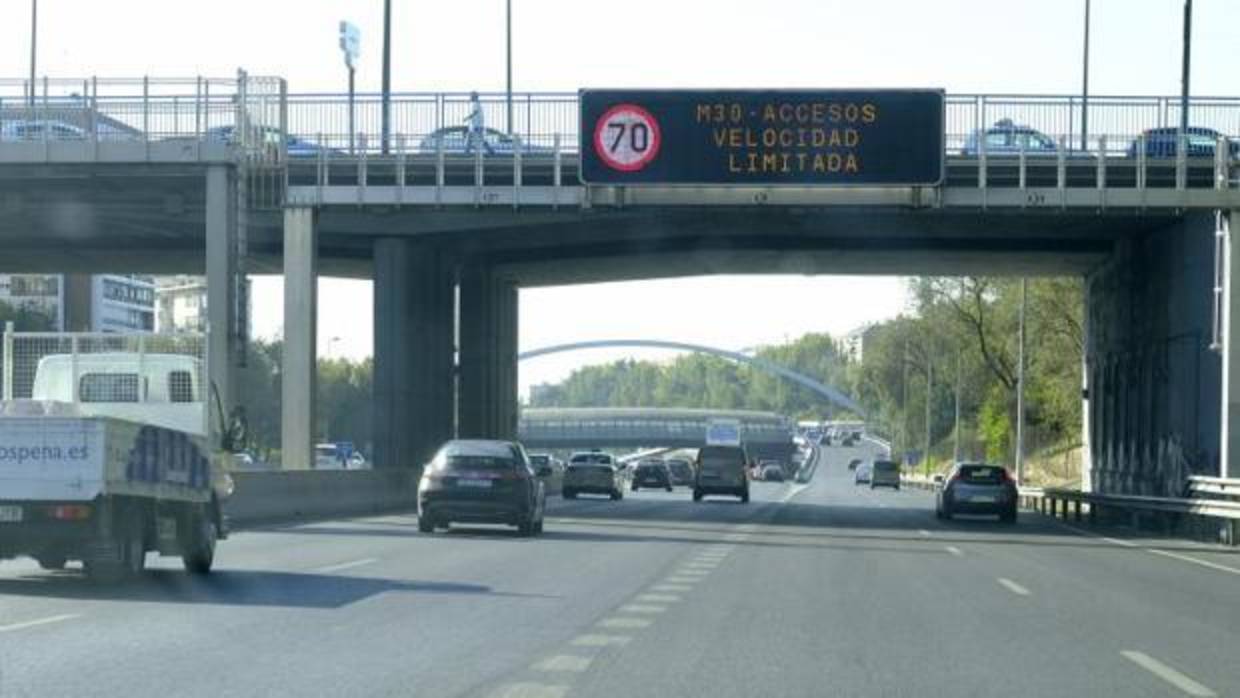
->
<box><xmin>28</xmin><ymin>0</ymin><xmax>37</xmax><ymax>106</ymax></box>
<box><xmin>1179</xmin><ymin>0</ymin><xmax>1193</xmax><ymax>142</ymax></box>
<box><xmin>954</xmin><ymin>350</ymin><xmax>962</xmax><ymax>462</ymax></box>
<box><xmin>901</xmin><ymin>340</ymin><xmax>910</xmax><ymax>464</ymax></box>
<box><xmin>381</xmin><ymin>0</ymin><xmax>392</xmax><ymax>154</ymax></box>
<box><xmin>1080</xmin><ymin>0</ymin><xmax>1090</xmax><ymax>151</ymax></box>
<box><xmin>924</xmin><ymin>359</ymin><xmax>933</xmax><ymax>477</ymax></box>
<box><xmin>506</xmin><ymin>0</ymin><xmax>514</xmax><ymax>135</ymax></box>
<box><xmin>1015</xmin><ymin>279</ymin><xmax>1028</xmax><ymax>484</ymax></box>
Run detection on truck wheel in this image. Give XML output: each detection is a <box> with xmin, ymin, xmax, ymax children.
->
<box><xmin>36</xmin><ymin>555</ymin><xmax>67</xmax><ymax>571</ymax></box>
<box><xmin>418</xmin><ymin>516</ymin><xmax>435</xmax><ymax>534</ymax></box>
<box><xmin>740</xmin><ymin>489</ymin><xmax>750</xmax><ymax>504</ymax></box>
<box><xmin>693</xmin><ymin>489</ymin><xmax>703</xmax><ymax>502</ymax></box>
<box><xmin>181</xmin><ymin>512</ymin><xmax>217</xmax><ymax>575</ymax></box>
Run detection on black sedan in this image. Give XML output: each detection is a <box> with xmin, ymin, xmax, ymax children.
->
<box><xmin>417</xmin><ymin>440</ymin><xmax>549</xmax><ymax>536</ymax></box>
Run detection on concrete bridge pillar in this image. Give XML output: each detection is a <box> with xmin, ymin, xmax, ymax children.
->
<box><xmin>206</xmin><ymin>165</ymin><xmax>239</xmax><ymax>445</ymax></box>
<box><xmin>281</xmin><ymin>206</ymin><xmax>317</xmax><ymax>469</ymax></box>
<box><xmin>457</xmin><ymin>265</ymin><xmax>519</xmax><ymax>441</ymax></box>
<box><xmin>1222</xmin><ymin>210</ymin><xmax>1240</xmax><ymax>479</ymax></box>
<box><xmin>1084</xmin><ymin>212</ymin><xmax>1221</xmax><ymax>494</ymax></box>
<box><xmin>372</xmin><ymin>239</ymin><xmax>455</xmax><ymax>468</ymax></box>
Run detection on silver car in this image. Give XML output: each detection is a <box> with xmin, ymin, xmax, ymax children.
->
<box><xmin>935</xmin><ymin>463</ymin><xmax>1018</xmax><ymax>523</ymax></box>
<box><xmin>854</xmin><ymin>461</ymin><xmax>872</xmax><ymax>485</ymax></box>
<box><xmin>562</xmin><ymin>451</ymin><xmax>625</xmax><ymax>500</ymax></box>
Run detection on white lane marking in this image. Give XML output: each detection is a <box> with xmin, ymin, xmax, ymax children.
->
<box><xmin>571</xmin><ymin>634</ymin><xmax>631</xmax><ymax>647</ymax></box>
<box><xmin>1121</xmin><ymin>651</ymin><xmax>1217</xmax><ymax>697</ymax></box>
<box><xmin>313</xmin><ymin>557</ymin><xmax>377</xmax><ymax>574</ymax></box>
<box><xmin>1055</xmin><ymin>521</ymin><xmax>1240</xmax><ymax>577</ymax></box>
<box><xmin>917</xmin><ymin>529</ymin><xmax>931</xmax><ymax>537</ymax></box>
<box><xmin>945</xmin><ymin>545</ymin><xmax>963</xmax><ymax>557</ymax></box>
<box><xmin>533</xmin><ymin>655</ymin><xmax>592</xmax><ymax>673</ymax></box>
<box><xmin>619</xmin><ymin>604</ymin><xmax>667</xmax><ymax>614</ymax></box>
<box><xmin>682</xmin><ymin>561</ymin><xmax>719</xmax><ymax>569</ymax></box>
<box><xmin>665</xmin><ymin>576</ymin><xmax>701</xmax><ymax>585</ymax></box>
<box><xmin>598</xmin><ymin>617</ymin><xmax>652</xmax><ymax>629</ymax></box>
<box><xmin>0</xmin><ymin>613</ymin><xmax>79</xmax><ymax>633</ymax></box>
<box><xmin>780</xmin><ymin>484</ymin><xmax>809</xmax><ymax>503</ymax></box>
<box><xmin>651</xmin><ymin>584</ymin><xmax>692</xmax><ymax>593</ymax></box>
<box><xmin>636</xmin><ymin>593</ymin><xmax>680</xmax><ymax>603</ymax></box>
<box><xmin>1144</xmin><ymin>548</ymin><xmax>1240</xmax><ymax>578</ymax></box>
<box><xmin>997</xmin><ymin>577</ymin><xmax>1031</xmax><ymax>596</ymax></box>
<box><xmin>489</xmin><ymin>682</ymin><xmax>569</xmax><ymax>698</ymax></box>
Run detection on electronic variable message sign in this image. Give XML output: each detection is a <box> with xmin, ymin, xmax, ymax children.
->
<box><xmin>579</xmin><ymin>89</ymin><xmax>944</xmax><ymax>186</ymax></box>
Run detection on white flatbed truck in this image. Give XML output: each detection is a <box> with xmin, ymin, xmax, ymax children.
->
<box><xmin>0</xmin><ymin>349</ymin><xmax>234</xmax><ymax>582</ymax></box>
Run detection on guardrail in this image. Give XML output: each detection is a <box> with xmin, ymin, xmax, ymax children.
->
<box><xmin>902</xmin><ymin>473</ymin><xmax>1240</xmax><ymax>545</ymax></box>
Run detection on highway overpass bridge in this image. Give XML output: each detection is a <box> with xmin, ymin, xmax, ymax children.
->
<box><xmin>1</xmin><ymin>76</ymin><xmax>1238</xmax><ymax>497</ymax></box>
<box><xmin>518</xmin><ymin>407</ymin><xmax>797</xmax><ymax>464</ymax></box>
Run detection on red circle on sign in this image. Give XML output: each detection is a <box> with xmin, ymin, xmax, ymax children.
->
<box><xmin>593</xmin><ymin>103</ymin><xmax>661</xmax><ymax>172</ymax></box>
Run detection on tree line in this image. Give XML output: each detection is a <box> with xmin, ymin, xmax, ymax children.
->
<box><xmin>530</xmin><ymin>276</ymin><xmax>1084</xmax><ymax>469</ymax></box>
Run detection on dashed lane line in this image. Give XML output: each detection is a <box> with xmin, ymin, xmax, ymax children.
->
<box><xmin>997</xmin><ymin>577</ymin><xmax>1031</xmax><ymax>597</ymax></box>
<box><xmin>313</xmin><ymin>557</ymin><xmax>377</xmax><ymax>574</ymax></box>
<box><xmin>0</xmin><ymin>614</ymin><xmax>79</xmax><ymax>633</ymax></box>
<box><xmin>1121</xmin><ymin>651</ymin><xmax>1217</xmax><ymax>697</ymax></box>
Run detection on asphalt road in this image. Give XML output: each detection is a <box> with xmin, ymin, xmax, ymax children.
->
<box><xmin>3</xmin><ymin>445</ymin><xmax>1240</xmax><ymax>698</ymax></box>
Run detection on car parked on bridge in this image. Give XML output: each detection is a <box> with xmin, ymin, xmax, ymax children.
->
<box><xmin>961</xmin><ymin>119</ymin><xmax>1058</xmax><ymax>156</ymax></box>
<box><xmin>935</xmin><ymin>462</ymin><xmax>1018</xmax><ymax>523</ymax></box>
<box><xmin>562</xmin><ymin>451</ymin><xmax>625</xmax><ymax>500</ymax></box>
<box><xmin>693</xmin><ymin>445</ymin><xmax>750</xmax><ymax>503</ymax></box>
<box><xmin>1126</xmin><ymin>126</ymin><xmax>1239</xmax><ymax>159</ymax></box>
<box><xmin>666</xmin><ymin>458</ymin><xmax>694</xmax><ymax>486</ymax></box>
<box><xmin>417</xmin><ymin>126</ymin><xmax>554</xmax><ymax>155</ymax></box>
<box><xmin>632</xmin><ymin>458</ymin><xmax>674</xmax><ymax>492</ymax></box>
<box><xmin>869</xmin><ymin>459</ymin><xmax>901</xmax><ymax>490</ymax></box>
<box><xmin>200</xmin><ymin>125</ymin><xmax>337</xmax><ymax>158</ymax></box>
<box><xmin>416</xmin><ymin>439</ymin><xmax>549</xmax><ymax>536</ymax></box>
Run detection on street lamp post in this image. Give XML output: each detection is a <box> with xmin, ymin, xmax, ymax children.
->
<box><xmin>339</xmin><ymin>21</ymin><xmax>361</xmax><ymax>155</ymax></box>
<box><xmin>1015</xmin><ymin>279</ymin><xmax>1028</xmax><ymax>485</ymax></box>
<box><xmin>1179</xmin><ymin>0</ymin><xmax>1193</xmax><ymax>141</ymax></box>
<box><xmin>381</xmin><ymin>0</ymin><xmax>392</xmax><ymax>154</ymax></box>
<box><xmin>1080</xmin><ymin>0</ymin><xmax>1090</xmax><ymax>151</ymax></box>
<box><xmin>506</xmin><ymin>0</ymin><xmax>513</xmax><ymax>135</ymax></box>
<box><xmin>29</xmin><ymin>0</ymin><xmax>37</xmax><ymax>106</ymax></box>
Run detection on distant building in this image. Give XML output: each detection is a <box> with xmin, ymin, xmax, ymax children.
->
<box><xmin>154</xmin><ymin>275</ymin><xmax>251</xmax><ymax>337</ymax></box>
<box><xmin>90</xmin><ymin>275</ymin><xmax>156</xmax><ymax>332</ymax></box>
<box><xmin>155</xmin><ymin>276</ymin><xmax>208</xmax><ymax>333</ymax></box>
<box><xmin>0</xmin><ymin>274</ymin><xmax>154</xmax><ymax>332</ymax></box>
<box><xmin>839</xmin><ymin>324</ymin><xmax>877</xmax><ymax>363</ymax></box>
<box><xmin>0</xmin><ymin>274</ymin><xmax>62</xmax><ymax>327</ymax></box>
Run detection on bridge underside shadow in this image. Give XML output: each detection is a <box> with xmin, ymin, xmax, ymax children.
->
<box><xmin>0</xmin><ymin>163</ymin><xmax>1234</xmax><ymax>492</ymax></box>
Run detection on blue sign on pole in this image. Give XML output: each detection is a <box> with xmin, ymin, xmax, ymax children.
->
<box><xmin>580</xmin><ymin>89</ymin><xmax>944</xmax><ymax>186</ymax></box>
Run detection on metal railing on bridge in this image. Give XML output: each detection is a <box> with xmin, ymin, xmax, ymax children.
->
<box><xmin>3</xmin><ymin>81</ymin><xmax>1239</xmax><ymax>208</ymax></box>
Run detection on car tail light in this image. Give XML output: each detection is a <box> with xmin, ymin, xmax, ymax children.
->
<box><xmin>1000</xmin><ymin>469</ymin><xmax>1015</xmax><ymax>484</ymax></box>
<box><xmin>48</xmin><ymin>504</ymin><xmax>92</xmax><ymax>521</ymax></box>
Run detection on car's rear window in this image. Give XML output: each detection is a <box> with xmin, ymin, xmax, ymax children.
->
<box><xmin>699</xmin><ymin>447</ymin><xmax>745</xmax><ymax>468</ymax></box>
<box><xmin>873</xmin><ymin>461</ymin><xmax>899</xmax><ymax>472</ymax></box>
<box><xmin>528</xmin><ymin>455</ymin><xmax>549</xmax><ymax>466</ymax></box>
<box><xmin>958</xmin><ymin>465</ymin><xmax>1004</xmax><ymax>483</ymax></box>
<box><xmin>571</xmin><ymin>454</ymin><xmax>613</xmax><ymax>465</ymax></box>
<box><xmin>444</xmin><ymin>455</ymin><xmax>517</xmax><ymax>471</ymax></box>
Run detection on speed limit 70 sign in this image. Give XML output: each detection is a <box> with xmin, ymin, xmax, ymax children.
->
<box><xmin>592</xmin><ymin>103</ymin><xmax>661</xmax><ymax>172</ymax></box>
<box><xmin>579</xmin><ymin>88</ymin><xmax>946</xmax><ymax>186</ymax></box>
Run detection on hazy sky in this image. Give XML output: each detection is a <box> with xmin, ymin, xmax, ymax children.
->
<box><xmin>3</xmin><ymin>0</ymin><xmax>1235</xmax><ymax>395</ymax></box>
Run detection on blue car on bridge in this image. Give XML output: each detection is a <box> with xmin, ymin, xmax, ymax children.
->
<box><xmin>1126</xmin><ymin>126</ymin><xmax>1239</xmax><ymax>159</ymax></box>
